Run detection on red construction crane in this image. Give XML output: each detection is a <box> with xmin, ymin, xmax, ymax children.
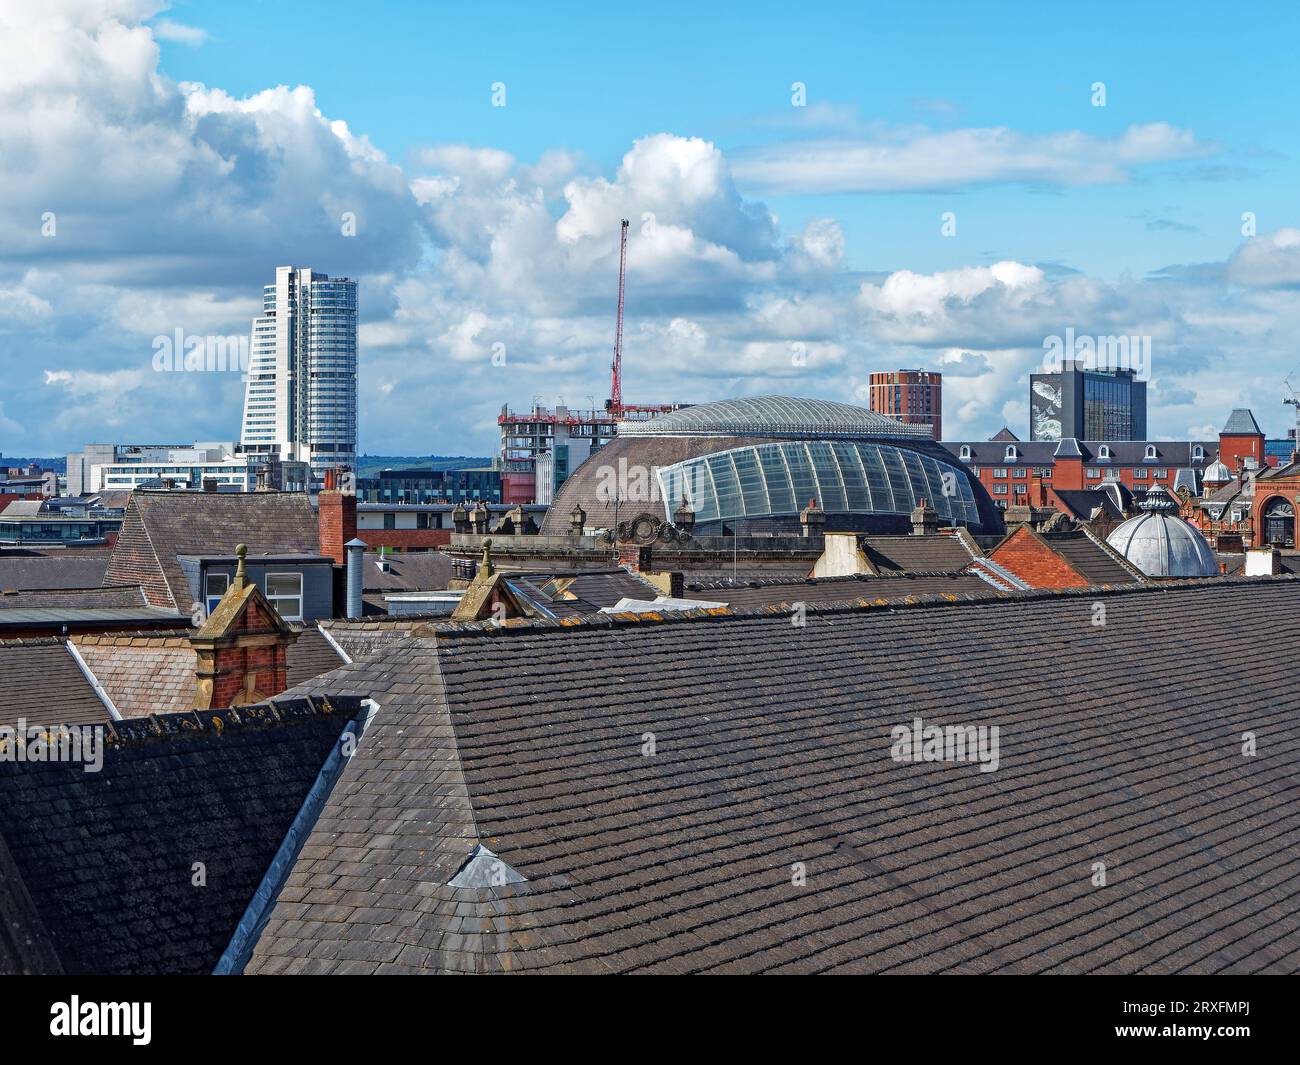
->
<box><xmin>608</xmin><ymin>218</ymin><xmax>629</xmax><ymax>416</ymax></box>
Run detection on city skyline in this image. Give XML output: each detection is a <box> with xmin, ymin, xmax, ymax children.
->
<box><xmin>3</xmin><ymin>1</ymin><xmax>1300</xmax><ymax>459</ymax></box>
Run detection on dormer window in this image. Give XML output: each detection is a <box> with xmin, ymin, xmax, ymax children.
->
<box><xmin>1192</xmin><ymin>445</ymin><xmax>1204</xmax><ymax>461</ymax></box>
<box><xmin>1098</xmin><ymin>445</ymin><xmax>1112</xmax><ymax>461</ymax></box>
<box><xmin>1145</xmin><ymin>445</ymin><xmax>1158</xmax><ymax>461</ymax></box>
<box><xmin>959</xmin><ymin>445</ymin><xmax>972</xmax><ymax>461</ymax></box>
<box><xmin>1004</xmin><ymin>445</ymin><xmax>1017</xmax><ymax>461</ymax></box>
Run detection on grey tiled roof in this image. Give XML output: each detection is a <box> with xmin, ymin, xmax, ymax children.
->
<box><xmin>682</xmin><ymin>571</ymin><xmax>999</xmax><ymax>608</ymax></box>
<box><xmin>1222</xmin><ymin>409</ymin><xmax>1263</xmax><ymax>435</ymax></box>
<box><xmin>0</xmin><ymin>701</ymin><xmax>355</xmax><ymax>974</ymax></box>
<box><xmin>0</xmin><ymin>585</ymin><xmax>145</xmax><ymax>611</ymax></box>
<box><xmin>0</xmin><ymin>640</ymin><xmax>110</xmax><ymax>728</ymax></box>
<box><xmin>506</xmin><ymin>570</ymin><xmax>664</xmax><ymax>618</ymax></box>
<box><xmin>104</xmin><ymin>492</ymin><xmax>318</xmax><ymax>610</ymax></box>
<box><xmin>944</xmin><ymin>440</ymin><xmax>1215</xmax><ymax>467</ymax></box>
<box><xmin>1039</xmin><ymin>530</ymin><xmax>1145</xmax><ymax>585</ymax></box>
<box><xmin>246</xmin><ymin>577</ymin><xmax>1300</xmax><ymax>974</ymax></box>
<box><xmin>859</xmin><ymin>534</ymin><xmax>977</xmax><ymax>573</ymax></box>
<box><xmin>0</xmin><ymin>554</ymin><xmax>110</xmax><ymax>591</ymax></box>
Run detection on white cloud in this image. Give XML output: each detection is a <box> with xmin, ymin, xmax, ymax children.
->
<box><xmin>152</xmin><ymin>18</ymin><xmax>206</xmax><ymax>45</ymax></box>
<box><xmin>731</xmin><ymin>122</ymin><xmax>1212</xmax><ymax>195</ymax></box>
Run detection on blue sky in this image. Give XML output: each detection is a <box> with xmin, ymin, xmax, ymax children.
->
<box><xmin>2</xmin><ymin>1</ymin><xmax>1300</xmax><ymax>457</ymax></box>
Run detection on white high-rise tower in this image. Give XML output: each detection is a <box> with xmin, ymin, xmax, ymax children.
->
<box><xmin>239</xmin><ymin>266</ymin><xmax>358</xmax><ymax>479</ymax></box>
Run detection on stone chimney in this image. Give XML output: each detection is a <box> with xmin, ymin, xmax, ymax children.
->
<box><xmin>469</xmin><ymin>501</ymin><xmax>489</xmax><ymax>535</ymax></box>
<box><xmin>911</xmin><ymin>497</ymin><xmax>938</xmax><ymax>536</ymax></box>
<box><xmin>318</xmin><ymin>487</ymin><xmax>357</xmax><ymax>565</ymax></box>
<box><xmin>191</xmin><ymin>545</ymin><xmax>299</xmax><ymax>709</ymax></box>
<box><xmin>799</xmin><ymin>497</ymin><xmax>824</xmax><ymax>539</ymax></box>
<box><xmin>452</xmin><ymin>501</ymin><xmax>470</xmax><ymax>534</ymax></box>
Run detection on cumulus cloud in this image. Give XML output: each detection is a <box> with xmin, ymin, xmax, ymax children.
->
<box><xmin>0</xmin><ymin>2</ymin><xmax>1293</xmax><ymax>457</ymax></box>
<box><xmin>731</xmin><ymin>122</ymin><xmax>1213</xmax><ymax>195</ymax></box>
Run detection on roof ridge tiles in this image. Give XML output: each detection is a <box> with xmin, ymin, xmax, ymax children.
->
<box><xmin>415</xmin><ymin>574</ymin><xmax>1300</xmax><ymax>639</ymax></box>
<box><xmin>99</xmin><ymin>696</ymin><xmax>359</xmax><ymax>749</ymax></box>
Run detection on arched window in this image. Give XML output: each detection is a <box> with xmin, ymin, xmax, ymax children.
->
<box><xmin>1004</xmin><ymin>445</ymin><xmax>1017</xmax><ymax>461</ymax></box>
<box><xmin>1145</xmin><ymin>445</ymin><xmax>1158</xmax><ymax>460</ymax></box>
<box><xmin>1098</xmin><ymin>445</ymin><xmax>1112</xmax><ymax>460</ymax></box>
<box><xmin>959</xmin><ymin>445</ymin><xmax>972</xmax><ymax>461</ymax></box>
<box><xmin>1262</xmin><ymin>497</ymin><xmax>1295</xmax><ymax>548</ymax></box>
<box><xmin>1192</xmin><ymin>445</ymin><xmax>1204</xmax><ymax>461</ymax></box>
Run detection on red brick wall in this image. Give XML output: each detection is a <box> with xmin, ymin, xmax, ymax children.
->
<box><xmin>1220</xmin><ymin>432</ymin><xmax>1265</xmax><ymax>471</ymax></box>
<box><xmin>359</xmin><ymin>529</ymin><xmax>451</xmax><ymax>550</ymax></box>
<box><xmin>988</xmin><ymin>526</ymin><xmax>1089</xmax><ymax>589</ymax></box>
<box><xmin>318</xmin><ymin>490</ymin><xmax>357</xmax><ymax>564</ymax></box>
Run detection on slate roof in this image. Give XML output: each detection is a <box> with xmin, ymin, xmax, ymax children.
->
<box><xmin>362</xmin><ymin>551</ymin><xmax>452</xmax><ymax>593</ymax></box>
<box><xmin>71</xmin><ymin>633</ymin><xmax>195</xmax><ymax>717</ymax></box>
<box><xmin>1222</xmin><ymin>409</ymin><xmax>1263</xmax><ymax>435</ymax></box>
<box><xmin>0</xmin><ymin>553</ymin><xmax>110</xmax><ymax>591</ymax></box>
<box><xmin>246</xmin><ymin>577</ymin><xmax>1300</xmax><ymax>974</ymax></box>
<box><xmin>0</xmin><ymin>640</ymin><xmax>110</xmax><ymax>728</ymax></box>
<box><xmin>1052</xmin><ymin>487</ymin><xmax>1128</xmax><ymax>521</ymax></box>
<box><xmin>69</xmin><ymin>626</ymin><xmax>347</xmax><ymax>717</ymax></box>
<box><xmin>859</xmin><ymin>534</ymin><xmax>977</xmax><ymax>573</ymax></box>
<box><xmin>0</xmin><ymin>701</ymin><xmax>355</xmax><ymax>975</ymax></box>
<box><xmin>1037</xmin><ymin>529</ymin><xmax>1146</xmax><ymax>585</ymax></box>
<box><xmin>944</xmin><ymin>440</ymin><xmax>1215</xmax><ymax>467</ymax></box>
<box><xmin>103</xmin><ymin>492</ymin><xmax>318</xmax><ymax>610</ymax></box>
<box><xmin>681</xmin><ymin>571</ymin><xmax>1001</xmax><ymax>609</ymax></box>
<box><xmin>0</xmin><ymin>585</ymin><xmax>145</xmax><ymax>611</ymax></box>
<box><xmin>505</xmin><ymin>570</ymin><xmax>665</xmax><ymax>619</ymax></box>
<box><xmin>316</xmin><ymin>617</ymin><xmax>438</xmax><ymax>663</ymax></box>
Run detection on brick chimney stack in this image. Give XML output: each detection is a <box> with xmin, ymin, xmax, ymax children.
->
<box><xmin>319</xmin><ymin>488</ymin><xmax>357</xmax><ymax>565</ymax></box>
<box><xmin>191</xmin><ymin>545</ymin><xmax>299</xmax><ymax>709</ymax></box>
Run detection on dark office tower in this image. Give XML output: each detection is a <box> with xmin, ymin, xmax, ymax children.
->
<box><xmin>1030</xmin><ymin>361</ymin><xmax>1146</xmax><ymax>441</ymax></box>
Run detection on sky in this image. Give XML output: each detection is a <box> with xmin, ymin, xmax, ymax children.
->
<box><xmin>2</xmin><ymin>0</ymin><xmax>1300</xmax><ymax>458</ymax></box>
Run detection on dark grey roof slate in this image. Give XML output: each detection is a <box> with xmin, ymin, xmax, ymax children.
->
<box><xmin>0</xmin><ymin>700</ymin><xmax>354</xmax><ymax>975</ymax></box>
<box><xmin>0</xmin><ymin>640</ymin><xmax>110</xmax><ymax>728</ymax></box>
<box><xmin>859</xmin><ymin>534</ymin><xmax>975</xmax><ymax>573</ymax></box>
<box><xmin>0</xmin><ymin>586</ymin><xmax>145</xmax><ymax>611</ymax></box>
<box><xmin>1222</xmin><ymin>409</ymin><xmax>1263</xmax><ymax>435</ymax></box>
<box><xmin>246</xmin><ymin>577</ymin><xmax>1300</xmax><ymax>974</ymax></box>
<box><xmin>1039</xmin><ymin>530</ymin><xmax>1144</xmax><ymax>585</ymax></box>
<box><xmin>682</xmin><ymin>571</ymin><xmax>998</xmax><ymax>608</ymax></box>
<box><xmin>0</xmin><ymin>554</ymin><xmax>110</xmax><ymax>592</ymax></box>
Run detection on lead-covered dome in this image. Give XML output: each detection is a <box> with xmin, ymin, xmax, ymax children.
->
<box><xmin>617</xmin><ymin>396</ymin><xmax>931</xmax><ymax>439</ymax></box>
<box><xmin>1106</xmin><ymin>487</ymin><xmax>1218</xmax><ymax>578</ymax></box>
<box><xmin>541</xmin><ymin>394</ymin><xmax>1003</xmax><ymax>538</ymax></box>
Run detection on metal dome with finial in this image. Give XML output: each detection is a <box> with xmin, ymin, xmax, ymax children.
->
<box><xmin>1106</xmin><ymin>486</ymin><xmax>1217</xmax><ymax>578</ymax></box>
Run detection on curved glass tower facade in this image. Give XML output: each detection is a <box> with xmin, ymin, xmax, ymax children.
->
<box><xmin>240</xmin><ymin>266</ymin><xmax>357</xmax><ymax>480</ymax></box>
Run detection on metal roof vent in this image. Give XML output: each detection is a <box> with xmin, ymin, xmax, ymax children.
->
<box><xmin>447</xmin><ymin>843</ymin><xmax>527</xmax><ymax>888</ymax></box>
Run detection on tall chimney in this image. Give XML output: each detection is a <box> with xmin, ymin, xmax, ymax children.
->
<box><xmin>318</xmin><ymin>488</ymin><xmax>357</xmax><ymax>565</ymax></box>
<box><xmin>345</xmin><ymin>537</ymin><xmax>367</xmax><ymax>618</ymax></box>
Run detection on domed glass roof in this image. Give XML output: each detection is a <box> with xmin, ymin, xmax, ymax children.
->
<box><xmin>1106</xmin><ymin>489</ymin><xmax>1218</xmax><ymax>578</ymax></box>
<box><xmin>618</xmin><ymin>395</ymin><xmax>931</xmax><ymax>439</ymax></box>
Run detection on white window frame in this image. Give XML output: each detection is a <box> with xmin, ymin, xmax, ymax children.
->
<box><xmin>204</xmin><ymin>572</ymin><xmax>229</xmax><ymax>617</ymax></box>
<box><xmin>1004</xmin><ymin>445</ymin><xmax>1017</xmax><ymax>461</ymax></box>
<box><xmin>265</xmin><ymin>572</ymin><xmax>304</xmax><ymax>622</ymax></box>
<box><xmin>959</xmin><ymin>445</ymin><xmax>972</xmax><ymax>461</ymax></box>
